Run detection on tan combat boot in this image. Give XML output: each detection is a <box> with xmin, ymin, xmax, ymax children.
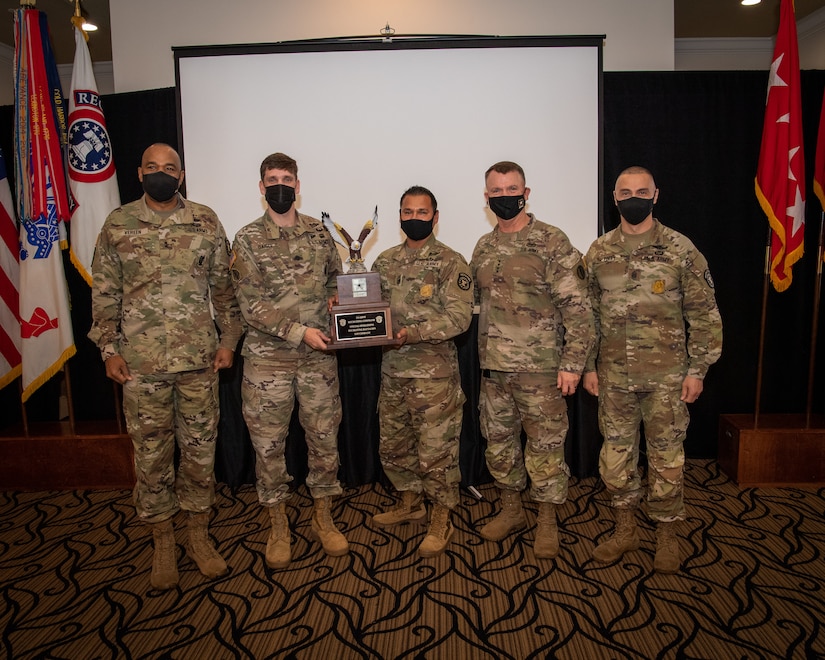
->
<box><xmin>311</xmin><ymin>497</ymin><xmax>349</xmax><ymax>557</ymax></box>
<box><xmin>534</xmin><ymin>502</ymin><xmax>559</xmax><ymax>559</ymax></box>
<box><xmin>266</xmin><ymin>503</ymin><xmax>291</xmax><ymax>569</ymax></box>
<box><xmin>186</xmin><ymin>512</ymin><xmax>229</xmax><ymax>579</ymax></box>
<box><xmin>480</xmin><ymin>488</ymin><xmax>527</xmax><ymax>541</ymax></box>
<box><xmin>653</xmin><ymin>522</ymin><xmax>680</xmax><ymax>574</ymax></box>
<box><xmin>418</xmin><ymin>504</ymin><xmax>454</xmax><ymax>558</ymax></box>
<box><xmin>150</xmin><ymin>519</ymin><xmax>178</xmax><ymax>590</ymax></box>
<box><xmin>372</xmin><ymin>491</ymin><xmax>427</xmax><ymax>527</ymax></box>
<box><xmin>592</xmin><ymin>508</ymin><xmax>641</xmax><ymax>563</ymax></box>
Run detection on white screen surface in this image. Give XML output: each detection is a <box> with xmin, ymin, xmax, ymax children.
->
<box><xmin>177</xmin><ymin>41</ymin><xmax>601</xmax><ymax>262</ymax></box>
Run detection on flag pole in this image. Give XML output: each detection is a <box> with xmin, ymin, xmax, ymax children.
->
<box><xmin>113</xmin><ymin>382</ymin><xmax>123</xmax><ymax>434</ymax></box>
<box><xmin>18</xmin><ymin>378</ymin><xmax>29</xmax><ymax>437</ymax></box>
<box><xmin>753</xmin><ymin>0</ymin><xmax>806</xmax><ymax>428</ymax></box>
<box><xmin>806</xmin><ymin>212</ymin><xmax>825</xmax><ymax>428</ymax></box>
<box><xmin>754</xmin><ymin>228</ymin><xmax>772</xmax><ymax>430</ymax></box>
<box><xmin>62</xmin><ymin>362</ymin><xmax>76</xmax><ymax>435</ymax></box>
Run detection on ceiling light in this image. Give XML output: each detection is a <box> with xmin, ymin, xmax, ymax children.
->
<box><xmin>741</xmin><ymin>0</ymin><xmax>761</xmax><ymax>6</ymax></box>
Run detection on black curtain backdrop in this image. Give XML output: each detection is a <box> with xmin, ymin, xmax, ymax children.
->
<box><xmin>602</xmin><ymin>71</ymin><xmax>825</xmax><ymax>460</ymax></box>
<box><xmin>2</xmin><ymin>71</ymin><xmax>825</xmax><ymax>488</ymax></box>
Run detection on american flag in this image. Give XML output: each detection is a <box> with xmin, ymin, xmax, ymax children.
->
<box><xmin>0</xmin><ymin>148</ymin><xmax>22</xmax><ymax>391</ymax></box>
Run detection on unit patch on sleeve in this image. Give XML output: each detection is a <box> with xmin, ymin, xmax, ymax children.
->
<box><xmin>704</xmin><ymin>269</ymin><xmax>715</xmax><ymax>289</ymax></box>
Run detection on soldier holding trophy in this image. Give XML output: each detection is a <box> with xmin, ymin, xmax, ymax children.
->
<box><xmin>368</xmin><ymin>185</ymin><xmax>474</xmax><ymax>557</ymax></box>
<box><xmin>230</xmin><ymin>152</ymin><xmax>349</xmax><ymax>569</ymax></box>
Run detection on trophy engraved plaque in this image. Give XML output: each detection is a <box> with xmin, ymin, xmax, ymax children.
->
<box><xmin>323</xmin><ymin>207</ymin><xmax>396</xmax><ymax>349</ymax></box>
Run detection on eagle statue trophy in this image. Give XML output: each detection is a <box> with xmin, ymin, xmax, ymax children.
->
<box><xmin>321</xmin><ymin>206</ymin><xmax>378</xmax><ymax>274</ymax></box>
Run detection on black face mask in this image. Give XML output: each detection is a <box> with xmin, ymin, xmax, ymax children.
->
<box><xmin>142</xmin><ymin>171</ymin><xmax>180</xmax><ymax>203</ymax></box>
<box><xmin>401</xmin><ymin>217</ymin><xmax>434</xmax><ymax>241</ymax></box>
<box><xmin>488</xmin><ymin>195</ymin><xmax>525</xmax><ymax>221</ymax></box>
<box><xmin>617</xmin><ymin>196</ymin><xmax>654</xmax><ymax>225</ymax></box>
<box><xmin>265</xmin><ymin>184</ymin><xmax>296</xmax><ymax>214</ymax></box>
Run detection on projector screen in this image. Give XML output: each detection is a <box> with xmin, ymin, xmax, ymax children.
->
<box><xmin>174</xmin><ymin>36</ymin><xmax>602</xmax><ymax>263</ymax></box>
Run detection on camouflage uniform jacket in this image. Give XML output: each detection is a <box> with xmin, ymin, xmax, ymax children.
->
<box><xmin>471</xmin><ymin>214</ymin><xmax>594</xmax><ymax>374</ymax></box>
<box><xmin>231</xmin><ymin>211</ymin><xmax>342</xmax><ymax>361</ymax></box>
<box><xmin>585</xmin><ymin>219</ymin><xmax>723</xmax><ymax>391</ymax></box>
<box><xmin>372</xmin><ymin>235</ymin><xmax>474</xmax><ymax>379</ymax></box>
<box><xmin>88</xmin><ymin>195</ymin><xmax>243</xmax><ymax>375</ymax></box>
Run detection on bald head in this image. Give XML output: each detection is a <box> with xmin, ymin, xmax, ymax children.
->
<box><xmin>613</xmin><ymin>165</ymin><xmax>658</xmax><ymax>232</ymax></box>
<box><xmin>614</xmin><ymin>165</ymin><xmax>655</xmax><ymax>192</ymax></box>
<box><xmin>141</xmin><ymin>143</ymin><xmax>181</xmax><ymax>171</ymax></box>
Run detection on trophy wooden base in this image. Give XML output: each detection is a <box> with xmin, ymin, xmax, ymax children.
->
<box><xmin>329</xmin><ymin>302</ymin><xmax>397</xmax><ymax>349</ymax></box>
<box><xmin>329</xmin><ymin>270</ymin><xmax>397</xmax><ymax>349</ymax></box>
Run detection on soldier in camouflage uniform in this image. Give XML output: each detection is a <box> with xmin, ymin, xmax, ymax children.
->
<box><xmin>88</xmin><ymin>143</ymin><xmax>244</xmax><ymax>591</ymax></box>
<box><xmin>370</xmin><ymin>186</ymin><xmax>474</xmax><ymax>557</ymax></box>
<box><xmin>583</xmin><ymin>166</ymin><xmax>722</xmax><ymax>574</ymax></box>
<box><xmin>230</xmin><ymin>152</ymin><xmax>348</xmax><ymax>569</ymax></box>
<box><xmin>472</xmin><ymin>161</ymin><xmax>595</xmax><ymax>559</ymax></box>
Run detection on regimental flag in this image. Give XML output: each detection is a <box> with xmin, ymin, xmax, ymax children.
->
<box><xmin>755</xmin><ymin>0</ymin><xmax>806</xmax><ymax>292</ymax></box>
<box><xmin>18</xmin><ymin>181</ymin><xmax>76</xmax><ymax>401</ymax></box>
<box><xmin>13</xmin><ymin>9</ymin><xmax>72</xmax><ymax>225</ymax></box>
<box><xmin>14</xmin><ymin>8</ymin><xmax>76</xmax><ymax>402</ymax></box>
<box><xmin>0</xmin><ymin>149</ymin><xmax>22</xmax><ymax>391</ymax></box>
<box><xmin>68</xmin><ymin>24</ymin><xmax>120</xmax><ymax>285</ymax></box>
<box><xmin>814</xmin><ymin>88</ymin><xmax>825</xmax><ymax>215</ymax></box>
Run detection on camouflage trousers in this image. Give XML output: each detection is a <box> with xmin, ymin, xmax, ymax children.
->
<box><xmin>480</xmin><ymin>371</ymin><xmax>570</xmax><ymax>504</ymax></box>
<box><xmin>242</xmin><ymin>353</ymin><xmax>343</xmax><ymax>505</ymax></box>
<box><xmin>122</xmin><ymin>368</ymin><xmax>219</xmax><ymax>524</ymax></box>
<box><xmin>597</xmin><ymin>386</ymin><xmax>688</xmax><ymax>522</ymax></box>
<box><xmin>378</xmin><ymin>373</ymin><xmax>465</xmax><ymax>509</ymax></box>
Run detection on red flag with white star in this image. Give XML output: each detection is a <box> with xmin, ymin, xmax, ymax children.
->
<box><xmin>755</xmin><ymin>0</ymin><xmax>805</xmax><ymax>292</ymax></box>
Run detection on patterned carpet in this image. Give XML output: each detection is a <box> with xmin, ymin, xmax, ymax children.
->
<box><xmin>1</xmin><ymin>459</ymin><xmax>824</xmax><ymax>659</ymax></box>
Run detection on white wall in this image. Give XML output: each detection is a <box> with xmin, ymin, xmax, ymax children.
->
<box><xmin>798</xmin><ymin>7</ymin><xmax>825</xmax><ymax>69</ymax></box>
<box><xmin>675</xmin><ymin>7</ymin><xmax>825</xmax><ymax>71</ymax></box>
<box><xmin>0</xmin><ymin>45</ymin><xmax>113</xmax><ymax>107</ymax></box>
<box><xmin>4</xmin><ymin>2</ymin><xmax>823</xmax><ymax>104</ymax></box>
<box><xmin>109</xmin><ymin>0</ymin><xmax>674</xmax><ymax>93</ymax></box>
<box><xmin>3</xmin><ymin>2</ymin><xmax>824</xmax><ymax>105</ymax></box>
<box><xmin>675</xmin><ymin>38</ymin><xmax>774</xmax><ymax>71</ymax></box>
